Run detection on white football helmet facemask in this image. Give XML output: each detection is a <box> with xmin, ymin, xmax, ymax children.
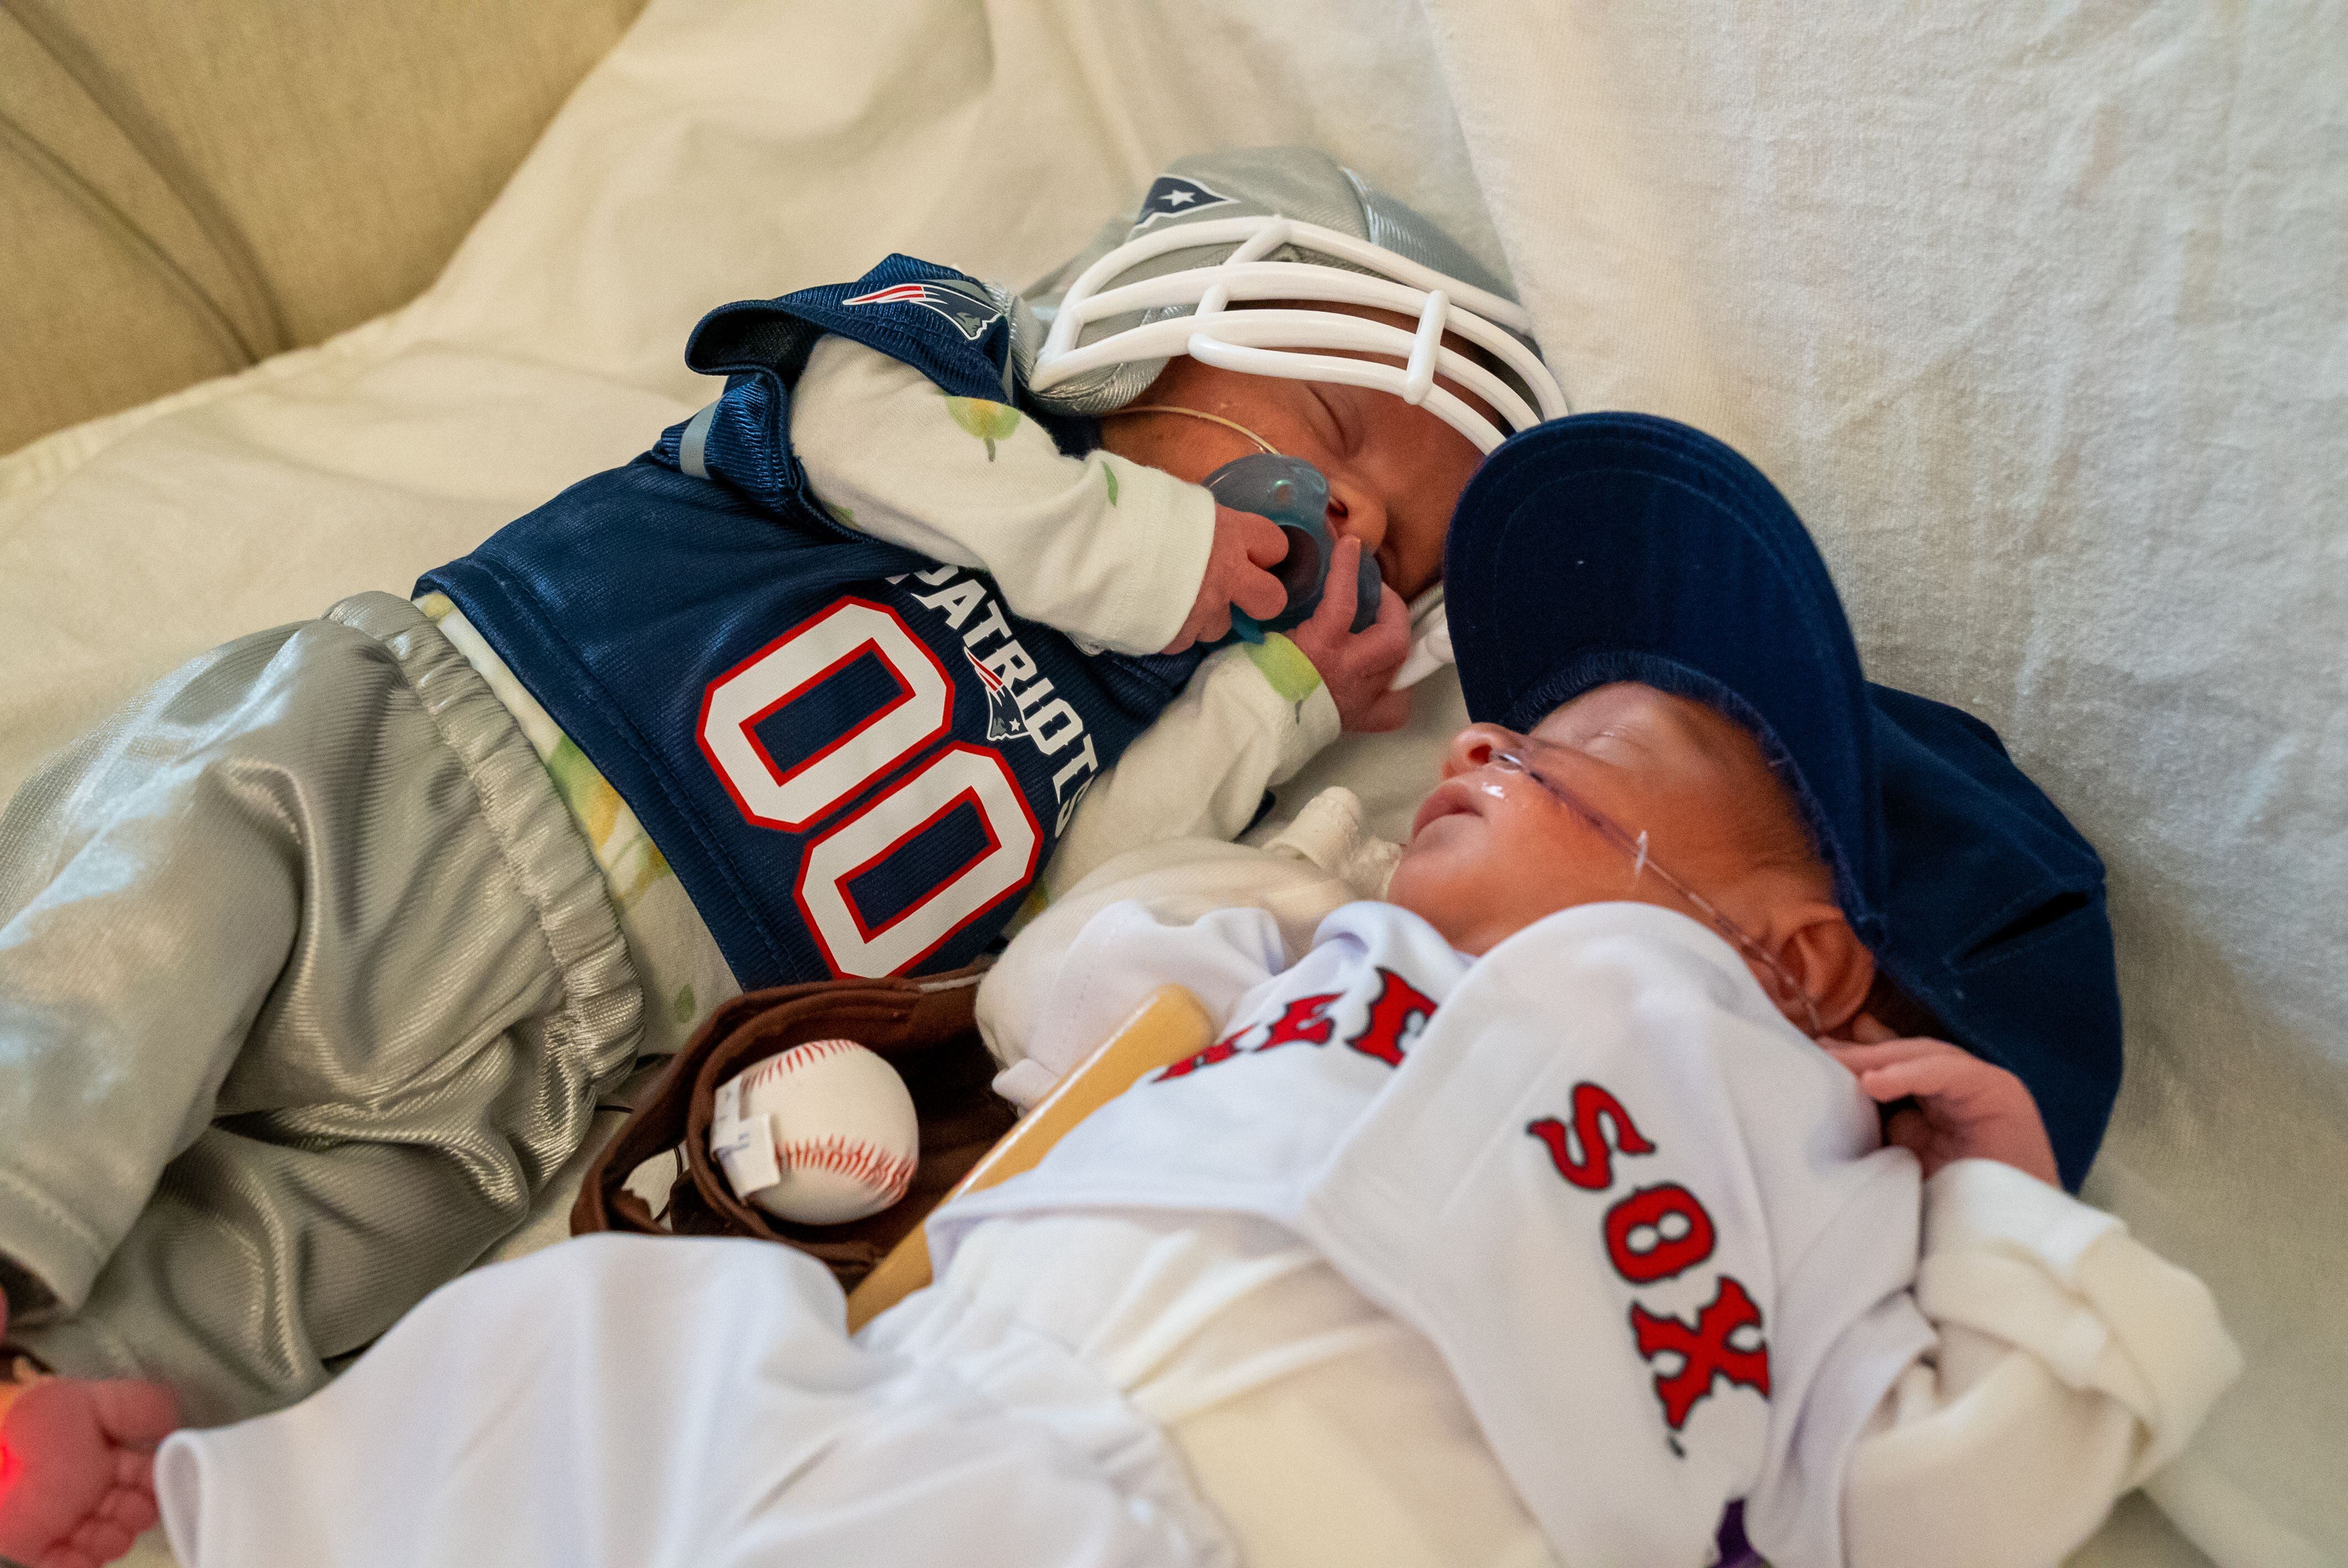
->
<box><xmin>1031</xmin><ymin>212</ymin><xmax>1567</xmax><ymax>687</ymax></box>
<box><xmin>1031</xmin><ymin>214</ymin><xmax>1566</xmax><ymax>455</ymax></box>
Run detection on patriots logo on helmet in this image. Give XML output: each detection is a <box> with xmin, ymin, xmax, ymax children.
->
<box><xmin>965</xmin><ymin>648</ymin><xmax>1031</xmax><ymax>744</ymax></box>
<box><xmin>841</xmin><ymin>276</ymin><xmax>1003</xmax><ymax>342</ymax></box>
<box><xmin>1135</xmin><ymin>174</ymin><xmax>1236</xmax><ymax>228</ymax></box>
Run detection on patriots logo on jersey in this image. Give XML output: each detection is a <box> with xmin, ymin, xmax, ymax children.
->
<box><xmin>966</xmin><ymin>648</ymin><xmax>1033</xmax><ymax>744</ymax></box>
<box><xmin>840</xmin><ymin>277</ymin><xmax>1003</xmax><ymax>343</ymax></box>
<box><xmin>1136</xmin><ymin>174</ymin><xmax>1236</xmax><ymax>227</ymax></box>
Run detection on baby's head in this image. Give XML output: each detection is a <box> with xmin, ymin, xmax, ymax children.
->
<box><xmin>1438</xmin><ymin>415</ymin><xmax>2126</xmax><ymax>1191</ymax></box>
<box><xmin>1092</xmin><ymin>308</ymin><xmax>1498</xmax><ymax>597</ymax></box>
<box><xmin>1390</xmin><ymin>683</ymin><xmax>1877</xmax><ymax>1035</ymax></box>
<box><xmin>1023</xmin><ymin>148</ymin><xmax>1563</xmax><ymax>601</ymax></box>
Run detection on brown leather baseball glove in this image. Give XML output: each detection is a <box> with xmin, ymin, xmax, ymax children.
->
<box><xmin>571</xmin><ymin>964</ymin><xmax>1016</xmax><ymax>1290</ymax></box>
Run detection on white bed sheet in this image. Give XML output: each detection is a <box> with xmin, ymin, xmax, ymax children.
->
<box><xmin>2</xmin><ymin>3</ymin><xmax>2336</xmax><ymax>1565</ymax></box>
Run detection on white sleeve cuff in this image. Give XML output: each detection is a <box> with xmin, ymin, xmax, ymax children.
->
<box><xmin>1090</xmin><ymin>461</ymin><xmax>1217</xmax><ymax>654</ymax></box>
<box><xmin>1916</xmin><ymin>1158</ymin><xmax>2241</xmax><ymax>1479</ymax></box>
<box><xmin>1922</xmin><ymin>1158</ymin><xmax>2123</xmax><ymax>1280</ymax></box>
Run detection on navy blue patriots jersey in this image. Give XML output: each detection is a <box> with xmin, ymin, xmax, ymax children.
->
<box><xmin>420</xmin><ymin>256</ymin><xmax>1202</xmax><ymax>988</ymax></box>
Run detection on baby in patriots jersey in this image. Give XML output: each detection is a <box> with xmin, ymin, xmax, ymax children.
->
<box><xmin>131</xmin><ymin>420</ymin><xmax>2232</xmax><ymax>1568</ymax></box>
<box><xmin>0</xmin><ymin>149</ymin><xmax>1542</xmax><ymax>1565</ymax></box>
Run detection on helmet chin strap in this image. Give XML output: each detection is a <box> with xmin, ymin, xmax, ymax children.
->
<box><xmin>1102</xmin><ymin>404</ymin><xmax>1279</xmax><ymax>456</ymax></box>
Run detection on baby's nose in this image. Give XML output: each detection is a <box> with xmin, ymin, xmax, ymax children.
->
<box><xmin>1441</xmin><ymin>724</ymin><xmax>1505</xmax><ymax>776</ymax></box>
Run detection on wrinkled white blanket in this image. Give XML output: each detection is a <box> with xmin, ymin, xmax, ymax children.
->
<box><xmin>2</xmin><ymin>2</ymin><xmax>2337</xmax><ymax>1564</ymax></box>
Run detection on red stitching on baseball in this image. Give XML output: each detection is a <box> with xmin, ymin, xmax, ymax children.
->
<box><xmin>777</xmin><ymin>1134</ymin><xmax>916</xmax><ymax>1203</ymax></box>
<box><xmin>742</xmin><ymin>1037</ymin><xmax>862</xmax><ymax>1094</ymax></box>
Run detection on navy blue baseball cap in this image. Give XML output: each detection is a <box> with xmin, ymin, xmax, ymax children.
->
<box><xmin>1444</xmin><ymin>413</ymin><xmax>2122</xmax><ymax>1190</ymax></box>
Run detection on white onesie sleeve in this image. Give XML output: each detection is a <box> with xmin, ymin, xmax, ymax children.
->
<box><xmin>1010</xmin><ymin>899</ymin><xmax>1292</xmax><ymax>1089</ymax></box>
<box><xmin>1043</xmin><ymin>637</ymin><xmax>1340</xmax><ymax>898</ymax></box>
<box><xmin>975</xmin><ymin>789</ymin><xmax>1385</xmax><ymax>1089</ymax></box>
<box><xmin>1841</xmin><ymin>1159</ymin><xmax>2241</xmax><ymax>1568</ymax></box>
<box><xmin>789</xmin><ymin>333</ymin><xmax>1214</xmax><ymax>654</ymax></box>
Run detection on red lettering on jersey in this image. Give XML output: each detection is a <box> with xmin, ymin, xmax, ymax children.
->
<box><xmin>1526</xmin><ymin>1082</ymin><xmax>1658</xmax><ymax>1191</ymax></box>
<box><xmin>1344</xmin><ymin>967</ymin><xmax>1437</xmax><ymax>1066</ymax></box>
<box><xmin>1602</xmin><ymin>1183</ymin><xmax>1718</xmax><ymax>1285</ymax></box>
<box><xmin>1629</xmin><ymin>1275</ymin><xmax>1771</xmax><ymax>1431</ymax></box>
<box><xmin>1253</xmin><ymin>992</ymin><xmax>1342</xmax><ymax>1053</ymax></box>
<box><xmin>1153</xmin><ymin>1029</ymin><xmax>1249</xmax><ymax>1082</ymax></box>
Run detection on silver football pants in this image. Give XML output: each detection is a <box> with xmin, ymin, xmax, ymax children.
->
<box><xmin>0</xmin><ymin>591</ymin><xmax>643</xmax><ymax>1425</ymax></box>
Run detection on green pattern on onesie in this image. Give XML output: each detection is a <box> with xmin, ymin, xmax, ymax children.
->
<box><xmin>544</xmin><ymin>737</ymin><xmax>673</xmax><ymax>907</ymax></box>
<box><xmin>1245</xmin><ymin>633</ymin><xmax>1325</xmax><ymax>715</ymax></box>
<box><xmin>945</xmin><ymin>395</ymin><xmax>1023</xmax><ymax>460</ymax></box>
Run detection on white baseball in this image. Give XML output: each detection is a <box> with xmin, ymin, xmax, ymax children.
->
<box><xmin>710</xmin><ymin>1039</ymin><xmax>920</xmax><ymax>1225</ymax></box>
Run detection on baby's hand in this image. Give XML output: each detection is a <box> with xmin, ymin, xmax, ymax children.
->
<box><xmin>1824</xmin><ymin>1017</ymin><xmax>2059</xmax><ymax>1185</ymax></box>
<box><xmin>1285</xmin><ymin>535</ymin><xmax>1413</xmax><ymax>732</ymax></box>
<box><xmin>1162</xmin><ymin>506</ymin><xmax>1291</xmax><ymax>654</ymax></box>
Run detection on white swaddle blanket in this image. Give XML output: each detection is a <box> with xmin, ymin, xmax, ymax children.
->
<box><xmin>153</xmin><ymin>1213</ymin><xmax>1554</xmax><ymax>1568</ymax></box>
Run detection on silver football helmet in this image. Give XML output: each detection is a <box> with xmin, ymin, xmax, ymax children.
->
<box><xmin>1022</xmin><ymin>150</ymin><xmax>1570</xmax><ymax>685</ymax></box>
<box><xmin>1031</xmin><ymin>211</ymin><xmax>1566</xmax><ymax>455</ymax></box>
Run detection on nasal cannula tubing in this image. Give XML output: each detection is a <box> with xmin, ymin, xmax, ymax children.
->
<box><xmin>1485</xmin><ymin>742</ymin><xmax>1829</xmax><ymax>1038</ymax></box>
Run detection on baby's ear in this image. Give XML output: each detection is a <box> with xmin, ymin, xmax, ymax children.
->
<box><xmin>1773</xmin><ymin>902</ymin><xmax>1877</xmax><ymax>1035</ymax></box>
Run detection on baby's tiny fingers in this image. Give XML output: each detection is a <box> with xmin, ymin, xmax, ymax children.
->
<box><xmin>1824</xmin><ymin>1036</ymin><xmax>1946</xmax><ymax>1073</ymax></box>
<box><xmin>1849</xmin><ymin>1056</ymin><xmax>1970</xmax><ymax>1105</ymax></box>
<box><xmin>1883</xmin><ymin>1107</ymin><xmax>1939</xmax><ymax>1164</ymax></box>
<box><xmin>1310</xmin><ymin>535</ymin><xmax>1362</xmax><ymax>627</ymax></box>
<box><xmin>1232</xmin><ymin>510</ymin><xmax>1289</xmax><ymax>566</ymax></box>
<box><xmin>1233</xmin><ymin>566</ymin><xmax>1289</xmax><ymax>621</ymax></box>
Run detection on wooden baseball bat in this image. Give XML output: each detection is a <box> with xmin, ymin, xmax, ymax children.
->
<box><xmin>843</xmin><ymin>983</ymin><xmax>1213</xmax><ymax>1332</ymax></box>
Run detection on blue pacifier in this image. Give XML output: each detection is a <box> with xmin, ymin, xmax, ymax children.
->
<box><xmin>1203</xmin><ymin>454</ymin><xmax>1383</xmax><ymax>644</ymax></box>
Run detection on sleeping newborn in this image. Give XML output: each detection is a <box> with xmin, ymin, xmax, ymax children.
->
<box><xmin>136</xmin><ymin>416</ymin><xmax>2235</xmax><ymax>1568</ymax></box>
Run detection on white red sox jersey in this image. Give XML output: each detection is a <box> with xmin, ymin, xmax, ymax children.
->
<box><xmin>934</xmin><ymin>898</ymin><xmax>1937</xmax><ymax>1568</ymax></box>
<box><xmin>151</xmin><ymin>889</ymin><xmax>2238</xmax><ymax>1568</ymax></box>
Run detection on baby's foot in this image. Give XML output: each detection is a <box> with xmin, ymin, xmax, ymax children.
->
<box><xmin>0</xmin><ymin>1372</ymin><xmax>180</xmax><ymax>1568</ymax></box>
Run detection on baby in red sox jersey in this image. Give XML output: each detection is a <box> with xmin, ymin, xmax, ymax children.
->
<box><xmin>137</xmin><ymin>418</ymin><xmax>2236</xmax><ymax>1568</ymax></box>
